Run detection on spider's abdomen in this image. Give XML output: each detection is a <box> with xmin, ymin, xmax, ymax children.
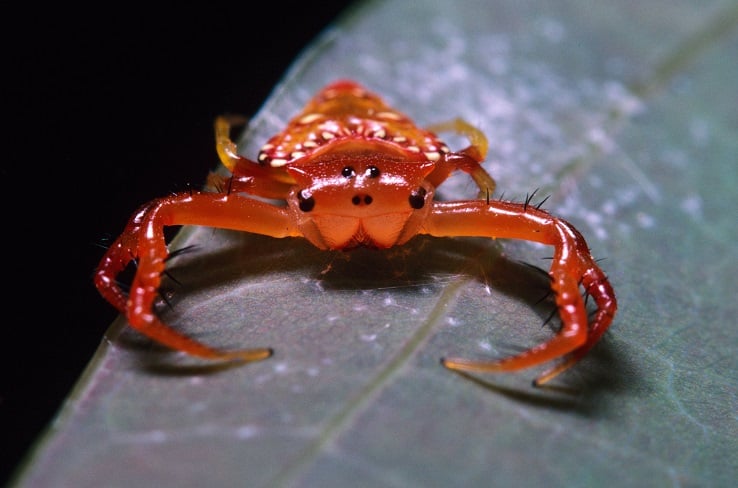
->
<box><xmin>257</xmin><ymin>80</ymin><xmax>450</xmax><ymax>168</ymax></box>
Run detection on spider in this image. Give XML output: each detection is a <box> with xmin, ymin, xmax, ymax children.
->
<box><xmin>95</xmin><ymin>80</ymin><xmax>616</xmax><ymax>386</ymax></box>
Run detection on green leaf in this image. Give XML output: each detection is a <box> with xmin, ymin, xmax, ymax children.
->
<box><xmin>14</xmin><ymin>1</ymin><xmax>738</xmax><ymax>486</ymax></box>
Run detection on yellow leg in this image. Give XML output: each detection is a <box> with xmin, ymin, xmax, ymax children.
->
<box><xmin>215</xmin><ymin>115</ymin><xmax>249</xmax><ymax>171</ymax></box>
<box><xmin>427</xmin><ymin>117</ymin><xmax>489</xmax><ymax>160</ymax></box>
<box><xmin>428</xmin><ymin>118</ymin><xmax>496</xmax><ymax>197</ymax></box>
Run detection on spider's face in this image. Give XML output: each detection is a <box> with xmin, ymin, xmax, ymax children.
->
<box><xmin>286</xmin><ymin>147</ymin><xmax>435</xmax><ymax>250</ymax></box>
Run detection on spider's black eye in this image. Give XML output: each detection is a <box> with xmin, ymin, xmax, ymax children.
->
<box><xmin>342</xmin><ymin>166</ymin><xmax>356</xmax><ymax>178</ymax></box>
<box><xmin>409</xmin><ymin>187</ymin><xmax>427</xmax><ymax>209</ymax></box>
<box><xmin>298</xmin><ymin>189</ymin><xmax>315</xmax><ymax>212</ymax></box>
<box><xmin>366</xmin><ymin>166</ymin><xmax>381</xmax><ymax>178</ymax></box>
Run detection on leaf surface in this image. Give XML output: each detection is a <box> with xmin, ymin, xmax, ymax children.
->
<box><xmin>14</xmin><ymin>1</ymin><xmax>738</xmax><ymax>486</ymax></box>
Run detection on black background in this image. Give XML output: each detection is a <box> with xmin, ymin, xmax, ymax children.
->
<box><xmin>3</xmin><ymin>2</ymin><xmax>354</xmax><ymax>482</ymax></box>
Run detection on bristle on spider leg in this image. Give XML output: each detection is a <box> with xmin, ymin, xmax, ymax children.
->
<box><xmin>92</xmin><ymin>237</ymin><xmax>114</xmax><ymax>251</ymax></box>
<box><xmin>535</xmin><ymin>194</ymin><xmax>551</xmax><ymax>210</ymax></box>
<box><xmin>582</xmin><ymin>286</ymin><xmax>592</xmax><ymax>307</ymax></box>
<box><xmin>517</xmin><ymin>260</ymin><xmax>553</xmax><ymax>281</ymax></box>
<box><xmin>158</xmin><ymin>289</ymin><xmax>175</xmax><ymax>311</ymax></box>
<box><xmin>523</xmin><ymin>188</ymin><xmax>540</xmax><ymax>211</ymax></box>
<box><xmin>113</xmin><ymin>279</ymin><xmax>131</xmax><ymax>294</ymax></box>
<box><xmin>166</xmin><ymin>245</ymin><xmax>199</xmax><ymax>261</ymax></box>
<box><xmin>162</xmin><ymin>270</ymin><xmax>183</xmax><ymax>287</ymax></box>
<box><xmin>541</xmin><ymin>306</ymin><xmax>559</xmax><ymax>329</ymax></box>
<box><xmin>534</xmin><ymin>290</ymin><xmax>554</xmax><ymax>306</ymax></box>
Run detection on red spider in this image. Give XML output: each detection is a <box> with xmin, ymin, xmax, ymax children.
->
<box><xmin>95</xmin><ymin>80</ymin><xmax>616</xmax><ymax>385</ymax></box>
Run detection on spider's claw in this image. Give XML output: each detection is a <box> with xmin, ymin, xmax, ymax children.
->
<box><xmin>532</xmin><ymin>353</ymin><xmax>584</xmax><ymax>386</ymax></box>
<box><xmin>216</xmin><ymin>347</ymin><xmax>274</xmax><ymax>363</ymax></box>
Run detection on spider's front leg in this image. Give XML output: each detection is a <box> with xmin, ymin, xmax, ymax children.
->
<box><xmin>95</xmin><ymin>192</ymin><xmax>300</xmax><ymax>361</ymax></box>
<box><xmin>424</xmin><ymin>200</ymin><xmax>617</xmax><ymax>385</ymax></box>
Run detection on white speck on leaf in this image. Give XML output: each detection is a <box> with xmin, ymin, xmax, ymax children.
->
<box><xmin>235</xmin><ymin>425</ymin><xmax>260</xmax><ymax>439</ymax></box>
<box><xmin>636</xmin><ymin>212</ymin><xmax>655</xmax><ymax>228</ymax></box>
<box><xmin>680</xmin><ymin>193</ymin><xmax>703</xmax><ymax>219</ymax></box>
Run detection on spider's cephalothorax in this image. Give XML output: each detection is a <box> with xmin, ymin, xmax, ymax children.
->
<box><xmin>95</xmin><ymin>80</ymin><xmax>616</xmax><ymax>386</ymax></box>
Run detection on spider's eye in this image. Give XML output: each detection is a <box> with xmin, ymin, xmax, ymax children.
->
<box><xmin>341</xmin><ymin>166</ymin><xmax>356</xmax><ymax>178</ymax></box>
<box><xmin>366</xmin><ymin>166</ymin><xmax>381</xmax><ymax>178</ymax></box>
<box><xmin>298</xmin><ymin>189</ymin><xmax>315</xmax><ymax>212</ymax></box>
<box><xmin>409</xmin><ymin>187</ymin><xmax>427</xmax><ymax>209</ymax></box>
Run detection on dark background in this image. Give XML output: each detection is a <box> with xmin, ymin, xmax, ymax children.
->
<box><xmin>3</xmin><ymin>2</ymin><xmax>354</xmax><ymax>482</ymax></box>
